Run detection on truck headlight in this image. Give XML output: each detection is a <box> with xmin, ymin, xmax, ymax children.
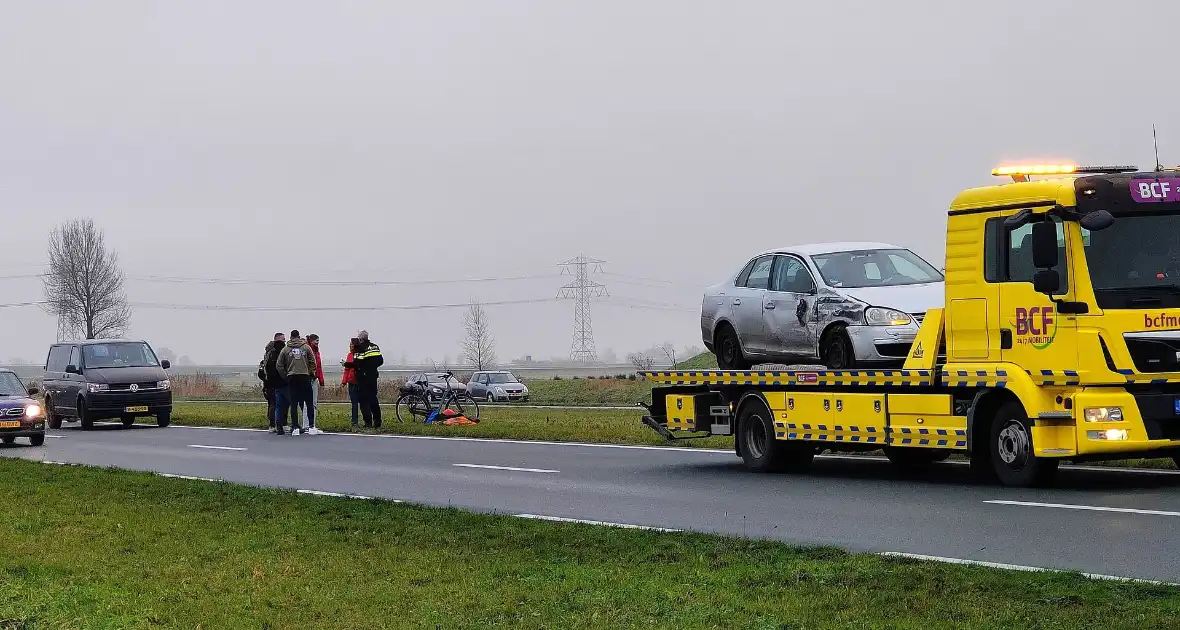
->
<box><xmin>864</xmin><ymin>307</ymin><xmax>912</xmax><ymax>326</ymax></box>
<box><xmin>24</xmin><ymin>404</ymin><xmax>42</xmax><ymax>419</ymax></box>
<box><xmin>87</xmin><ymin>383</ymin><xmax>109</xmax><ymax>393</ymax></box>
<box><xmin>157</xmin><ymin>380</ymin><xmax>171</xmax><ymax>391</ymax></box>
<box><xmin>1083</xmin><ymin>407</ymin><xmax>1123</xmax><ymax>422</ymax></box>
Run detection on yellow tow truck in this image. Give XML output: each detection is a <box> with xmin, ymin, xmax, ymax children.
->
<box><xmin>640</xmin><ymin>163</ymin><xmax>1180</xmax><ymax>486</ymax></box>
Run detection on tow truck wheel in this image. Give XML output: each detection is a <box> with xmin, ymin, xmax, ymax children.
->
<box><xmin>737</xmin><ymin>400</ymin><xmax>813</xmax><ymax>473</ymax></box>
<box><xmin>715</xmin><ymin>325</ymin><xmax>751</xmax><ymax>370</ymax></box>
<box><xmin>989</xmin><ymin>401</ymin><xmax>1058</xmax><ymax>487</ymax></box>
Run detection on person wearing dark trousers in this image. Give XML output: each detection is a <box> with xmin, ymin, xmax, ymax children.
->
<box><xmin>276</xmin><ymin>329</ymin><xmax>319</xmax><ymax>436</ymax></box>
<box><xmin>345</xmin><ymin>329</ymin><xmax>383</xmax><ymax>428</ymax></box>
<box><xmin>342</xmin><ymin>337</ymin><xmax>361</xmax><ymax>429</ymax></box>
<box><xmin>259</xmin><ymin>332</ymin><xmax>286</xmax><ymax>429</ymax></box>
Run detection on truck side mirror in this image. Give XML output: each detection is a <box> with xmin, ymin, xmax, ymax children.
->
<box><xmin>1031</xmin><ymin>221</ymin><xmax>1059</xmax><ymax>269</ymax></box>
<box><xmin>1033</xmin><ymin>269</ymin><xmax>1060</xmax><ymax>295</ymax></box>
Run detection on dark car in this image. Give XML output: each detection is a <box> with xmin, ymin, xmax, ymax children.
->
<box><xmin>42</xmin><ymin>339</ymin><xmax>173</xmax><ymax>429</ymax></box>
<box><xmin>402</xmin><ymin>372</ymin><xmax>466</xmax><ymax>403</ymax></box>
<box><xmin>0</xmin><ymin>369</ymin><xmax>47</xmax><ymax>446</ymax></box>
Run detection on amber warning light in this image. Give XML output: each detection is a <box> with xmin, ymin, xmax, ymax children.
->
<box><xmin>992</xmin><ymin>164</ymin><xmax>1138</xmax><ymax>183</ymax></box>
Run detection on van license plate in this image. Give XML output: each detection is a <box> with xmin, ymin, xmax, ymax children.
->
<box><xmin>124</xmin><ymin>406</ymin><xmax>149</xmax><ymax>413</ymax></box>
<box><xmin>0</xmin><ymin>421</ymin><xmax>20</xmax><ymax>428</ymax></box>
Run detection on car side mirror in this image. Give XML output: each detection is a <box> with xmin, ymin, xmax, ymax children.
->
<box><xmin>1033</xmin><ymin>269</ymin><xmax>1061</xmax><ymax>295</ymax></box>
<box><xmin>65</xmin><ymin>365</ymin><xmax>79</xmax><ymax>374</ymax></box>
<box><xmin>1031</xmin><ymin>221</ymin><xmax>1059</xmax><ymax>269</ymax></box>
<box><xmin>26</xmin><ymin>386</ymin><xmax>39</xmax><ymax>396</ymax></box>
<box><xmin>161</xmin><ymin>360</ymin><xmax>171</xmax><ymax>370</ymax></box>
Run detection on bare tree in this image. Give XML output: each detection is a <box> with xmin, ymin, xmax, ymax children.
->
<box><xmin>656</xmin><ymin>343</ymin><xmax>678</xmax><ymax>367</ymax></box>
<box><xmin>627</xmin><ymin>351</ymin><xmax>655</xmax><ymax>371</ymax></box>
<box><xmin>41</xmin><ymin>218</ymin><xmax>130</xmax><ymax>340</ymax></box>
<box><xmin>460</xmin><ymin>301</ymin><xmax>497</xmax><ymax>370</ymax></box>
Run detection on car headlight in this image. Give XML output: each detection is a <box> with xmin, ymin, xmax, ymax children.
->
<box><xmin>24</xmin><ymin>404</ymin><xmax>42</xmax><ymax>419</ymax></box>
<box><xmin>1084</xmin><ymin>407</ymin><xmax>1123</xmax><ymax>422</ymax></box>
<box><xmin>429</xmin><ymin>386</ymin><xmax>442</xmax><ymax>394</ymax></box>
<box><xmin>157</xmin><ymin>380</ymin><xmax>171</xmax><ymax>391</ymax></box>
<box><xmin>87</xmin><ymin>383</ymin><xmax>109</xmax><ymax>393</ymax></box>
<box><xmin>521</xmin><ymin>387</ymin><xmax>529</xmax><ymax>395</ymax></box>
<box><xmin>864</xmin><ymin>307</ymin><xmax>912</xmax><ymax>326</ymax></box>
<box><xmin>494</xmin><ymin>387</ymin><xmax>506</xmax><ymax>395</ymax></box>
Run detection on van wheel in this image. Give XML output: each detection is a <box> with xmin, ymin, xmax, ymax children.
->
<box><xmin>45</xmin><ymin>400</ymin><xmax>63</xmax><ymax>430</ymax></box>
<box><xmin>121</xmin><ymin>416</ymin><xmax>135</xmax><ymax>428</ymax></box>
<box><xmin>78</xmin><ymin>400</ymin><xmax>94</xmax><ymax>430</ymax></box>
<box><xmin>990</xmin><ymin>401</ymin><xmax>1058</xmax><ymax>487</ymax></box>
<box><xmin>715</xmin><ymin>325</ymin><xmax>752</xmax><ymax>370</ymax></box>
<box><xmin>823</xmin><ymin>327</ymin><xmax>856</xmax><ymax>370</ymax></box>
<box><xmin>736</xmin><ymin>399</ymin><xmax>812</xmax><ymax>473</ymax></box>
<box><xmin>156</xmin><ymin>411</ymin><xmax>171</xmax><ymax>428</ymax></box>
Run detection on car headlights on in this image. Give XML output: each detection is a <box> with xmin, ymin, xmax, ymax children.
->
<box><xmin>157</xmin><ymin>380</ymin><xmax>171</xmax><ymax>391</ymax></box>
<box><xmin>864</xmin><ymin>307</ymin><xmax>912</xmax><ymax>326</ymax></box>
<box><xmin>87</xmin><ymin>383</ymin><xmax>109</xmax><ymax>393</ymax></box>
<box><xmin>24</xmin><ymin>404</ymin><xmax>42</xmax><ymax>419</ymax></box>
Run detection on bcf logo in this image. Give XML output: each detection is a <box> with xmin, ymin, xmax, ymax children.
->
<box><xmin>1015</xmin><ymin>306</ymin><xmax>1055</xmax><ymax>348</ymax></box>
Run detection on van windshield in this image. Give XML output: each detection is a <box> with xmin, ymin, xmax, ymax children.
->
<box><xmin>83</xmin><ymin>343</ymin><xmax>160</xmax><ymax>369</ymax></box>
<box><xmin>812</xmin><ymin>249</ymin><xmax>943</xmax><ymax>289</ymax></box>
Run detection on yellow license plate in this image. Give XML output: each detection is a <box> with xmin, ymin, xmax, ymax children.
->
<box><xmin>0</xmin><ymin>421</ymin><xmax>20</xmax><ymax>428</ymax></box>
<box><xmin>124</xmin><ymin>406</ymin><xmax>149</xmax><ymax>413</ymax></box>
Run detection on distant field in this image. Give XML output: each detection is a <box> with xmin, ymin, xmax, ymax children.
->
<box><xmin>3</xmin><ymin>459</ymin><xmax>1178</xmax><ymax>629</ymax></box>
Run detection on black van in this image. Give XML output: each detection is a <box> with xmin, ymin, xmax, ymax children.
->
<box><xmin>42</xmin><ymin>339</ymin><xmax>173</xmax><ymax>429</ymax></box>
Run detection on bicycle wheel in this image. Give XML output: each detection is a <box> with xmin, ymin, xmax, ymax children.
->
<box><xmin>395</xmin><ymin>393</ymin><xmax>430</xmax><ymax>423</ymax></box>
<box><xmin>445</xmin><ymin>393</ymin><xmax>480</xmax><ymax>422</ymax></box>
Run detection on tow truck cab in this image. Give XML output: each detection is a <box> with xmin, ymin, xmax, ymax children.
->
<box><xmin>641</xmin><ymin>163</ymin><xmax>1180</xmax><ymax>486</ymax></box>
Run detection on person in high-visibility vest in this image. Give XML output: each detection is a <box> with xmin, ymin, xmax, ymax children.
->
<box><xmin>344</xmin><ymin>329</ymin><xmax>384</xmax><ymax>428</ymax></box>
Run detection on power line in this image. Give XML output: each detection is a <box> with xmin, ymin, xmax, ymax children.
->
<box><xmin>0</xmin><ymin>272</ymin><xmax>563</xmax><ymax>286</ymax></box>
<box><xmin>557</xmin><ymin>254</ymin><xmax>608</xmax><ymax>363</ymax></box>
<box><xmin>129</xmin><ymin>297</ymin><xmax>559</xmax><ymax>312</ymax></box>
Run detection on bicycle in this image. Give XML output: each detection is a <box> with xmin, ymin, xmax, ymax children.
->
<box><xmin>395</xmin><ymin>371</ymin><xmax>480</xmax><ymax>424</ymax></box>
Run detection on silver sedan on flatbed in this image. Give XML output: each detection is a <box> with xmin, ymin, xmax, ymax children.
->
<box><xmin>702</xmin><ymin>242</ymin><xmax>944</xmax><ymax>370</ymax></box>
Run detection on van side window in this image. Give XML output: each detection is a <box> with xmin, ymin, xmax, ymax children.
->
<box><xmin>46</xmin><ymin>346</ymin><xmax>69</xmax><ymax>372</ymax></box>
<box><xmin>983</xmin><ymin>216</ymin><xmax>1069</xmax><ymax>291</ymax></box>
<box><xmin>69</xmin><ymin>346</ymin><xmax>82</xmax><ymax>370</ymax></box>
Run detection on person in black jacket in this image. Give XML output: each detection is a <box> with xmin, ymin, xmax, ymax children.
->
<box><xmin>344</xmin><ymin>329</ymin><xmax>384</xmax><ymax>428</ymax></box>
<box><xmin>259</xmin><ymin>332</ymin><xmax>286</xmax><ymax>429</ymax></box>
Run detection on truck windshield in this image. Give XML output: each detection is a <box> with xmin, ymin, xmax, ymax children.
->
<box><xmin>812</xmin><ymin>249</ymin><xmax>943</xmax><ymax>289</ymax></box>
<box><xmin>1083</xmin><ymin>212</ymin><xmax>1180</xmax><ymax>308</ymax></box>
<box><xmin>82</xmin><ymin>342</ymin><xmax>160</xmax><ymax>369</ymax></box>
<box><xmin>0</xmin><ymin>373</ymin><xmax>27</xmax><ymax>397</ymax></box>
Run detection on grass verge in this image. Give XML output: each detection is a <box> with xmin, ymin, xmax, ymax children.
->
<box><xmin>1</xmin><ymin>458</ymin><xmax>1177</xmax><ymax>629</ymax></box>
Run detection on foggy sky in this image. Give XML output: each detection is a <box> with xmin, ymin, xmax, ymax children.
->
<box><xmin>2</xmin><ymin>1</ymin><xmax>1178</xmax><ymax>365</ymax></box>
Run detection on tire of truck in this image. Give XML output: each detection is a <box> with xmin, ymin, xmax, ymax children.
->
<box><xmin>714</xmin><ymin>324</ymin><xmax>752</xmax><ymax>370</ymax></box>
<box><xmin>883</xmin><ymin>447</ymin><xmax>948</xmax><ymax>470</ymax></box>
<box><xmin>989</xmin><ymin>401</ymin><xmax>1058</xmax><ymax>487</ymax></box>
<box><xmin>736</xmin><ymin>399</ymin><xmax>813</xmax><ymax>473</ymax></box>
<box><xmin>822</xmin><ymin>326</ymin><xmax>856</xmax><ymax>370</ymax></box>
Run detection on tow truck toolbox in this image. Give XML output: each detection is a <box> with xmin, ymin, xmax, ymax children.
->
<box><xmin>640</xmin><ymin>163</ymin><xmax>1180</xmax><ymax>487</ymax></box>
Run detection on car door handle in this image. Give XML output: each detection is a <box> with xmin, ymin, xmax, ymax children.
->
<box><xmin>764</xmin><ymin>302</ymin><xmax>776</xmax><ymax>310</ymax></box>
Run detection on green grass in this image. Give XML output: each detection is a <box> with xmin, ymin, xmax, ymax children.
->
<box><xmin>675</xmin><ymin>351</ymin><xmax>719</xmax><ymax>370</ymax></box>
<box><xmin>1</xmin><ymin>458</ymin><xmax>1178</xmax><ymax>629</ymax></box>
<box><xmin>173</xmin><ymin>401</ymin><xmax>735</xmax><ymax>449</ymax></box>
<box><xmin>516</xmin><ymin>377</ymin><xmax>653</xmax><ymax>406</ymax></box>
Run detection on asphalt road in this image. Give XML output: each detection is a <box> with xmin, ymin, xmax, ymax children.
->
<box><xmin>5</xmin><ymin>423</ymin><xmax>1180</xmax><ymax>582</ymax></box>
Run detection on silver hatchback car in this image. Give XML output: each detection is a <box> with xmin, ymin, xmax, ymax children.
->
<box><xmin>702</xmin><ymin>242</ymin><xmax>944</xmax><ymax>369</ymax></box>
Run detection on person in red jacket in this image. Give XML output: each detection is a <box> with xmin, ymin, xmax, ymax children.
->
<box><xmin>300</xmin><ymin>334</ymin><xmax>326</xmax><ymax>435</ymax></box>
<box><xmin>342</xmin><ymin>337</ymin><xmax>361</xmax><ymax>428</ymax></box>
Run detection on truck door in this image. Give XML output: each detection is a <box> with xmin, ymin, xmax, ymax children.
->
<box><xmin>764</xmin><ymin>255</ymin><xmax>820</xmax><ymax>359</ymax></box>
<box><xmin>732</xmin><ymin>255</ymin><xmax>775</xmax><ymax>353</ymax></box>
<box><xmin>996</xmin><ymin>218</ymin><xmax>1078</xmax><ymax>369</ymax></box>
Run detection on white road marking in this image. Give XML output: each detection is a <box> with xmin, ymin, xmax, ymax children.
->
<box><xmin>878</xmin><ymin>552</ymin><xmax>1177</xmax><ymax>586</ymax></box>
<box><xmin>296</xmin><ymin>489</ymin><xmax>389</xmax><ymax>501</ymax></box>
<box><xmin>187</xmin><ymin>444</ymin><xmax>248</xmax><ymax>452</ymax></box>
<box><xmin>984</xmin><ymin>499</ymin><xmax>1180</xmax><ymax>517</ymax></box>
<box><xmin>515</xmin><ymin>513</ymin><xmax>681</xmax><ymax>532</ymax></box>
<box><xmin>45</xmin><ymin>434</ymin><xmax>64</xmax><ymax>439</ymax></box>
<box><xmin>158</xmin><ymin>473</ymin><xmax>220</xmax><ymax>482</ymax></box>
<box><xmin>453</xmin><ymin>463</ymin><xmax>559</xmax><ymax>473</ymax></box>
<box><xmin>180</xmin><ymin>399</ymin><xmax>637</xmax><ymax>411</ymax></box>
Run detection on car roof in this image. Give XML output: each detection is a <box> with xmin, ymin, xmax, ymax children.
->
<box><xmin>752</xmin><ymin>242</ymin><xmax>905</xmax><ymax>258</ymax></box>
<box><xmin>55</xmin><ymin>339</ymin><xmax>149</xmax><ymax>346</ymax></box>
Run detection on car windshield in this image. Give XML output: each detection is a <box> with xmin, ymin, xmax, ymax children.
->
<box><xmin>0</xmin><ymin>373</ymin><xmax>27</xmax><ymax>397</ymax></box>
<box><xmin>812</xmin><ymin>248</ymin><xmax>943</xmax><ymax>289</ymax></box>
<box><xmin>486</xmin><ymin>373</ymin><xmax>518</xmax><ymax>384</ymax></box>
<box><xmin>1084</xmin><ymin>212</ymin><xmax>1180</xmax><ymax>308</ymax></box>
<box><xmin>427</xmin><ymin>374</ymin><xmax>462</xmax><ymax>387</ymax></box>
<box><xmin>82</xmin><ymin>342</ymin><xmax>160</xmax><ymax>369</ymax></box>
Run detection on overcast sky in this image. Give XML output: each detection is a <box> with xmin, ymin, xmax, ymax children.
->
<box><xmin>2</xmin><ymin>1</ymin><xmax>1178</xmax><ymax>365</ymax></box>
